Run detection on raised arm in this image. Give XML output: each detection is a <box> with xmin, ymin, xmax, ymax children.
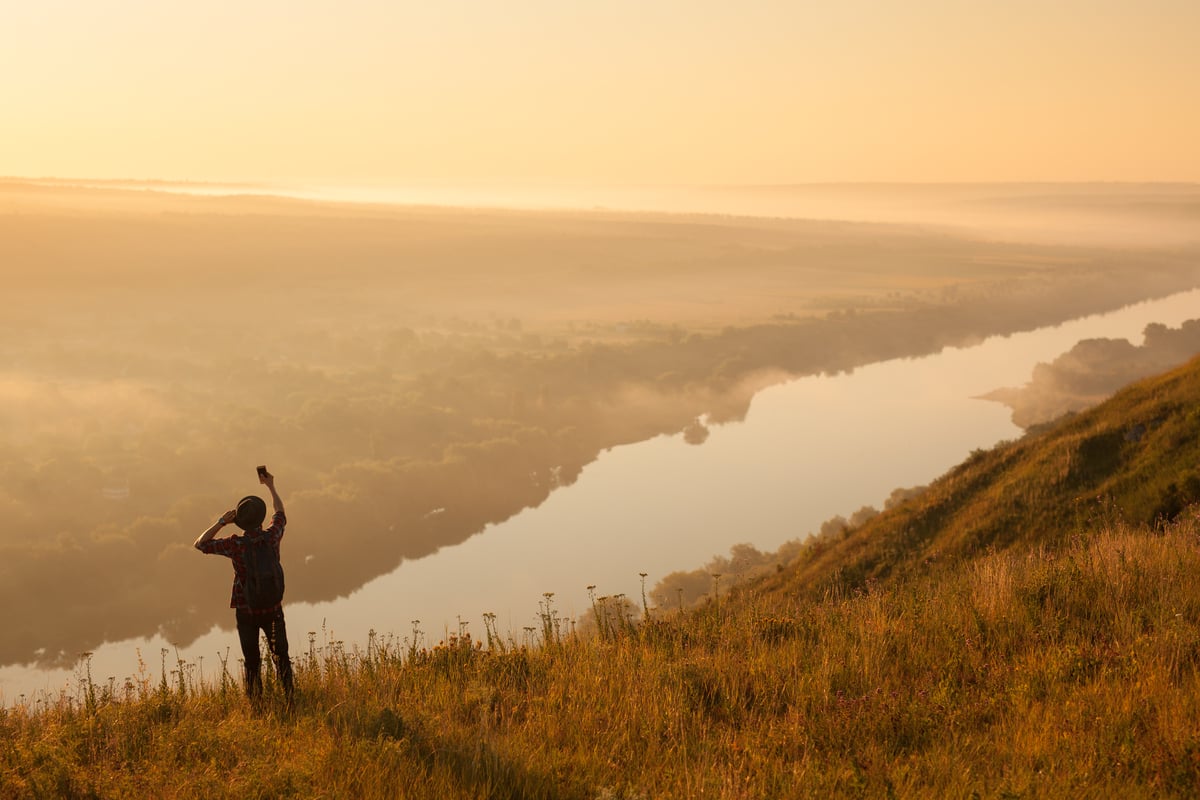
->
<box><xmin>262</xmin><ymin>470</ymin><xmax>284</xmax><ymax>515</ymax></box>
<box><xmin>195</xmin><ymin>509</ymin><xmax>237</xmax><ymax>550</ymax></box>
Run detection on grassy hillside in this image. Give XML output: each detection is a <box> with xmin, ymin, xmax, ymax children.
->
<box><xmin>4</xmin><ymin>358</ymin><xmax>1200</xmax><ymax>798</ymax></box>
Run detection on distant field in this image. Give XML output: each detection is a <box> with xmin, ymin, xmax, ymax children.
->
<box><xmin>8</xmin><ymin>179</ymin><xmax>1197</xmax><ymax>329</ymax></box>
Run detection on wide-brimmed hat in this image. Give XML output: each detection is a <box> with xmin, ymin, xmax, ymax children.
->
<box><xmin>234</xmin><ymin>495</ymin><xmax>267</xmax><ymax>531</ymax></box>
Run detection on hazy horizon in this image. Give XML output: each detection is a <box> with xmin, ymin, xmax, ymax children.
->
<box><xmin>7</xmin><ymin>176</ymin><xmax>1199</xmax><ymax>249</ymax></box>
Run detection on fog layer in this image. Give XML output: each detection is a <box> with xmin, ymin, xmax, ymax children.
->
<box><xmin>981</xmin><ymin>319</ymin><xmax>1200</xmax><ymax>429</ymax></box>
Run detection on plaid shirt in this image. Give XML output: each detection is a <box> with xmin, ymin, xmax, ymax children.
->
<box><xmin>198</xmin><ymin>510</ymin><xmax>286</xmax><ymax>613</ymax></box>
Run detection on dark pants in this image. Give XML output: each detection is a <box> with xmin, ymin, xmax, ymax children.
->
<box><xmin>236</xmin><ymin>607</ymin><xmax>294</xmax><ymax>700</ymax></box>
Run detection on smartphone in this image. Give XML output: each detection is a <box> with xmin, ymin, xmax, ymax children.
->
<box><xmin>257</xmin><ymin>465</ymin><xmax>268</xmax><ymax>482</ymax></box>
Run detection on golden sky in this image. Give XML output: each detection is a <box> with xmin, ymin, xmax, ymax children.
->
<box><xmin>2</xmin><ymin>1</ymin><xmax>1198</xmax><ymax>185</ymax></box>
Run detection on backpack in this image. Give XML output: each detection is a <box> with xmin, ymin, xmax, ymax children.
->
<box><xmin>243</xmin><ymin>533</ymin><xmax>285</xmax><ymax>610</ymax></box>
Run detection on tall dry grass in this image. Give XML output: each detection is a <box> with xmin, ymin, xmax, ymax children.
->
<box><xmin>3</xmin><ymin>514</ymin><xmax>1200</xmax><ymax>798</ymax></box>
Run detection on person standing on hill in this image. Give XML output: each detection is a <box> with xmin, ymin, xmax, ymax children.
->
<box><xmin>194</xmin><ymin>467</ymin><xmax>294</xmax><ymax>702</ymax></box>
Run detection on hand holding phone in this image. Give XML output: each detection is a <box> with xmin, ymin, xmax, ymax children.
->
<box><xmin>257</xmin><ymin>465</ymin><xmax>269</xmax><ymax>484</ymax></box>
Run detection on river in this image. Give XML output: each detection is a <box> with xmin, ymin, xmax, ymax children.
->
<box><xmin>4</xmin><ymin>288</ymin><xmax>1199</xmax><ymax>702</ymax></box>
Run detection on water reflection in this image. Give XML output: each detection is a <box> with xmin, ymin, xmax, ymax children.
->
<box><xmin>5</xmin><ymin>288</ymin><xmax>1197</xmax><ymax>701</ymax></box>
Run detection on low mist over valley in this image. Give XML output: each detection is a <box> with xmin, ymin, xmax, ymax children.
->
<box><xmin>982</xmin><ymin>318</ymin><xmax>1200</xmax><ymax>428</ymax></box>
<box><xmin>3</xmin><ymin>180</ymin><xmax>1200</xmax><ymax>668</ymax></box>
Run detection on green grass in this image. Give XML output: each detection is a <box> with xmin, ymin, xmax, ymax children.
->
<box><xmin>5</xmin><ymin>359</ymin><xmax>1200</xmax><ymax>799</ymax></box>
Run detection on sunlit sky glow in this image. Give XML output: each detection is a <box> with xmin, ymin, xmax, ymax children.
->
<box><xmin>2</xmin><ymin>0</ymin><xmax>1198</xmax><ymax>185</ymax></box>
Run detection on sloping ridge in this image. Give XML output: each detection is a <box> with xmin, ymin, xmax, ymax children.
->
<box><xmin>763</xmin><ymin>353</ymin><xmax>1200</xmax><ymax>601</ymax></box>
